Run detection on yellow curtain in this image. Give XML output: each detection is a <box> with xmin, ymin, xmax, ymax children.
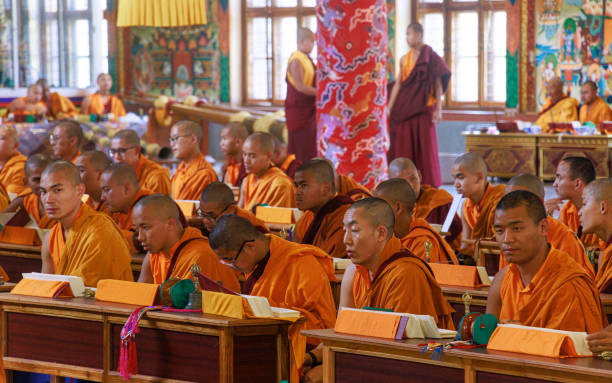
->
<box><xmin>117</xmin><ymin>0</ymin><xmax>207</xmax><ymax>27</ymax></box>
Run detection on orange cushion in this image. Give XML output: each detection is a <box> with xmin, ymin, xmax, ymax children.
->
<box><xmin>95</xmin><ymin>279</ymin><xmax>159</xmax><ymax>306</ymax></box>
<box><xmin>11</xmin><ymin>278</ymin><xmax>73</xmax><ymax>298</ymax></box>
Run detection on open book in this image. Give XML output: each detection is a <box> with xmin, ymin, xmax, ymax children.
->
<box><xmin>241</xmin><ymin>295</ymin><xmax>301</xmax><ymax>319</ymax></box>
<box><xmin>22</xmin><ymin>273</ymin><xmax>86</xmax><ymax>297</ymax></box>
<box><xmin>333</xmin><ymin>257</ymin><xmax>352</xmax><ymax>270</ymax></box>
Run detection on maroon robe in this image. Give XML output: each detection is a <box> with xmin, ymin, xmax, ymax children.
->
<box><xmin>283</xmin><ymin>158</ymin><xmax>302</xmax><ymax>179</ymax></box>
<box><xmin>388</xmin><ymin>45</ymin><xmax>451</xmax><ymax>187</ymax></box>
<box><xmin>423</xmin><ymin>203</ymin><xmax>462</xmax><ymax>248</ymax></box>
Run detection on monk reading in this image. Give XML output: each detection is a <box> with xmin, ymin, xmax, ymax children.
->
<box><xmin>134</xmin><ymin>194</ymin><xmax>239</xmax><ymax>291</ymax></box>
<box><xmin>239</xmin><ymin>132</ymin><xmax>296</xmax><ymax>210</ymax></box>
<box><xmin>272</xmin><ymin>134</ymin><xmax>302</xmax><ymax>179</ymax></box>
<box><xmin>7</xmin><ymin>84</ymin><xmax>48</xmax><ymax>117</ymax></box>
<box><xmin>534</xmin><ymin>77</ymin><xmax>579</xmax><ymax>133</ymax></box>
<box><xmin>209</xmin><ymin>214</ymin><xmax>336</xmax><ymax>382</ymax></box>
<box><xmin>452</xmin><ymin>152</ymin><xmax>505</xmax><ymax>262</ymax></box>
<box><xmin>220</xmin><ymin>122</ymin><xmax>248</xmax><ymax>187</ymax></box>
<box><xmin>579</xmin><ymin>81</ymin><xmax>612</xmax><ymax>130</ymax></box>
<box><xmin>388</xmin><ymin>157</ymin><xmax>462</xmax><ymax>248</ymax></box>
<box><xmin>285</xmin><ymin>27</ymin><xmax>317</xmax><ymax>163</ymax></box>
<box><xmin>40</xmin><ymin>161</ymin><xmax>132</xmax><ymax>286</ymax></box>
<box><xmin>294</xmin><ymin>159</ymin><xmax>353</xmax><ymax>258</ymax></box>
<box><xmin>486</xmin><ymin>190</ymin><xmax>605</xmax><ymax>333</ymax></box>
<box><xmin>0</xmin><ymin>125</ymin><xmax>27</xmax><ymax>194</ymax></box>
<box><xmin>75</xmin><ymin>150</ymin><xmax>111</xmax><ymax>213</ymax></box>
<box><xmin>50</xmin><ymin>120</ymin><xmax>83</xmax><ymax>163</ymax></box>
<box><xmin>199</xmin><ymin>181</ymin><xmax>268</xmax><ymax>234</ymax></box>
<box><xmin>101</xmin><ymin>163</ymin><xmax>153</xmax><ymax>253</ymax></box>
<box><xmin>110</xmin><ymin>129</ymin><xmax>171</xmax><ymax>195</ymax></box>
<box><xmin>35</xmin><ymin>78</ymin><xmax>77</xmax><ymax>119</ymax></box>
<box><xmin>545</xmin><ymin>156</ymin><xmax>603</xmax><ymax>249</ymax></box>
<box><xmin>81</xmin><ymin>73</ymin><xmax>126</xmax><ymax>120</ymax></box>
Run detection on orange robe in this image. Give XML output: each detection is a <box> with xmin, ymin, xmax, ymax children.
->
<box><xmin>0</xmin><ymin>152</ymin><xmax>27</xmax><ymax>195</ymax></box>
<box><xmin>295</xmin><ymin>195</ymin><xmax>353</xmax><ymax>258</ymax></box>
<box><xmin>243</xmin><ymin>235</ymin><xmax>336</xmax><ymax>382</ymax></box>
<box><xmin>535</xmin><ymin>96</ymin><xmax>579</xmax><ymax>133</ymax></box>
<box><xmin>111</xmin><ymin>189</ymin><xmax>154</xmax><ymax>252</ymax></box>
<box><xmin>498</xmin><ymin>217</ymin><xmax>594</xmax><ymax>278</ymax></box>
<box><xmin>21</xmin><ymin>192</ymin><xmax>55</xmax><ymax>228</ymax></box>
<box><xmin>48</xmin><ymin>203</ymin><xmax>133</xmax><ymax>287</ymax></box>
<box><xmin>579</xmin><ymin>96</ymin><xmax>612</xmax><ymax>130</ymax></box>
<box><xmin>353</xmin><ymin>236</ymin><xmax>454</xmax><ymax>329</ymax></box>
<box><xmin>241</xmin><ymin>166</ymin><xmax>296</xmax><ymax>211</ymax></box>
<box><xmin>0</xmin><ymin>184</ymin><xmax>9</xmax><ymax>211</ymax></box>
<box><xmin>462</xmin><ymin>183</ymin><xmax>505</xmax><ymax>254</ymax></box>
<box><xmin>235</xmin><ymin>207</ymin><xmax>269</xmax><ymax>233</ymax></box>
<box><xmin>223</xmin><ymin>158</ymin><xmax>246</xmax><ymax>187</ymax></box>
<box><xmin>87</xmin><ymin>93</ymin><xmax>126</xmax><ymax>120</ymax></box>
<box><xmin>400</xmin><ymin>218</ymin><xmax>459</xmax><ymax>264</ymax></box>
<box><xmin>148</xmin><ymin>226</ymin><xmax>239</xmax><ymax>292</ymax></box>
<box><xmin>414</xmin><ymin>184</ymin><xmax>453</xmax><ymax>219</ymax></box>
<box><xmin>337</xmin><ymin>174</ymin><xmax>370</xmax><ymax>200</ymax></box>
<box><xmin>595</xmin><ymin>239</ymin><xmax>612</xmax><ymax>292</ymax></box>
<box><xmin>48</xmin><ymin>92</ymin><xmax>78</xmax><ymax>119</ymax></box>
<box><xmin>84</xmin><ymin>195</ymin><xmax>109</xmax><ymax>215</ymax></box>
<box><xmin>171</xmin><ymin>153</ymin><xmax>218</xmax><ymax>200</ymax></box>
<box><xmin>560</xmin><ymin>200</ymin><xmax>605</xmax><ymax>249</ymax></box>
<box><xmin>135</xmin><ymin>155</ymin><xmax>171</xmax><ymax>195</ymax></box>
<box><xmin>499</xmin><ymin>248</ymin><xmax>606</xmax><ymax>333</ymax></box>
<box><xmin>279</xmin><ymin>154</ymin><xmax>301</xmax><ymax>179</ymax></box>
<box><xmin>10</xmin><ymin>98</ymin><xmax>47</xmax><ymax>116</ymax></box>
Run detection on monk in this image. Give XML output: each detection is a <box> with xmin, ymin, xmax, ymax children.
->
<box><xmin>220</xmin><ymin>122</ymin><xmax>248</xmax><ymax>187</ymax></box>
<box><xmin>134</xmin><ymin>194</ymin><xmax>239</xmax><ymax>291</ymax></box>
<box><xmin>374</xmin><ymin>179</ymin><xmax>458</xmax><ymax>264</ymax></box>
<box><xmin>294</xmin><ymin>159</ymin><xmax>353</xmax><ymax>258</ymax></box>
<box><xmin>40</xmin><ymin>161</ymin><xmax>132</xmax><ymax>286</ymax></box>
<box><xmin>579</xmin><ymin>81</ymin><xmax>612</xmax><ymax>130</ymax></box>
<box><xmin>387</xmin><ymin>23</ymin><xmax>450</xmax><ymax>187</ymax></box>
<box><xmin>452</xmin><ymin>153</ymin><xmax>505</xmax><ymax>262</ymax></box>
<box><xmin>81</xmin><ymin>73</ymin><xmax>126</xmax><ymax>120</ymax></box>
<box><xmin>199</xmin><ymin>181</ymin><xmax>268</xmax><ymax>234</ymax></box>
<box><xmin>545</xmin><ymin>156</ymin><xmax>603</xmax><ymax>249</ymax></box>
<box><xmin>209</xmin><ymin>214</ymin><xmax>336</xmax><ymax>382</ymax></box>
<box><xmin>170</xmin><ymin>120</ymin><xmax>217</xmax><ymax>200</ymax></box>
<box><xmin>75</xmin><ymin>150</ymin><xmax>111</xmax><ymax>213</ymax></box>
<box><xmin>487</xmin><ymin>190</ymin><xmax>605</xmax><ymax>332</ymax></box>
<box><xmin>318</xmin><ymin>158</ymin><xmax>370</xmax><ymax>200</ymax></box>
<box><xmin>388</xmin><ymin>157</ymin><xmax>462</xmax><ymax>248</ymax></box>
<box><xmin>110</xmin><ymin>129</ymin><xmax>171</xmax><ymax>195</ymax></box>
<box><xmin>35</xmin><ymin>78</ymin><xmax>78</xmax><ymax>119</ymax></box>
<box><xmin>7</xmin><ymin>84</ymin><xmax>47</xmax><ymax>116</ymax></box>
<box><xmin>100</xmin><ymin>163</ymin><xmax>153</xmax><ymax>253</ymax></box>
<box><xmin>0</xmin><ymin>125</ymin><xmax>27</xmax><ymax>194</ymax></box>
<box><xmin>50</xmin><ymin>120</ymin><xmax>83</xmax><ymax>163</ymax></box>
<box><xmin>2</xmin><ymin>154</ymin><xmax>53</xmax><ymax>228</ymax></box>
<box><xmin>239</xmin><ymin>132</ymin><xmax>296</xmax><ymax>210</ymax></box>
<box><xmin>272</xmin><ymin>135</ymin><xmax>301</xmax><ymax>179</ymax></box>
<box><xmin>534</xmin><ymin>77</ymin><xmax>579</xmax><ymax>133</ymax></box>
<box><xmin>498</xmin><ymin>173</ymin><xmax>593</xmax><ymax>277</ymax></box>
<box><xmin>285</xmin><ymin>27</ymin><xmax>317</xmax><ymax>163</ymax></box>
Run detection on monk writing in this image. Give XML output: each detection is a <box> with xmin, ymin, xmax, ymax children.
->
<box><xmin>487</xmin><ymin>190</ymin><xmax>605</xmax><ymax>333</ymax></box>
<box><xmin>35</xmin><ymin>78</ymin><xmax>78</xmax><ymax>119</ymax></box>
<box><xmin>81</xmin><ymin>73</ymin><xmax>126</xmax><ymax>120</ymax></box>
<box><xmin>50</xmin><ymin>120</ymin><xmax>83</xmax><ymax>163</ymax></box>
<box><xmin>534</xmin><ymin>77</ymin><xmax>579</xmax><ymax>133</ymax></box>
<box><xmin>272</xmin><ymin>134</ymin><xmax>302</xmax><ymax>179</ymax></box>
<box><xmin>579</xmin><ymin>81</ymin><xmax>612</xmax><ymax>131</ymax></box>
<box><xmin>0</xmin><ymin>126</ymin><xmax>27</xmax><ymax>194</ymax></box>
<box><xmin>110</xmin><ymin>129</ymin><xmax>171</xmax><ymax>195</ymax></box>
<box><xmin>220</xmin><ymin>122</ymin><xmax>248</xmax><ymax>187</ymax></box>
<box><xmin>75</xmin><ymin>150</ymin><xmax>111</xmax><ymax>213</ymax></box>
<box><xmin>40</xmin><ymin>161</ymin><xmax>132</xmax><ymax>286</ymax></box>
<box><xmin>7</xmin><ymin>84</ymin><xmax>47</xmax><ymax>117</ymax></box>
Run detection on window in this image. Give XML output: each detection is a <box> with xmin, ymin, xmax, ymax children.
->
<box><xmin>417</xmin><ymin>0</ymin><xmax>506</xmax><ymax>108</ymax></box>
<box><xmin>16</xmin><ymin>0</ymin><xmax>108</xmax><ymax>89</ymax></box>
<box><xmin>243</xmin><ymin>0</ymin><xmax>315</xmax><ymax>105</ymax></box>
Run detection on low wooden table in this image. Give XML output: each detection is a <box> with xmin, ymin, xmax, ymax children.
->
<box><xmin>304</xmin><ymin>328</ymin><xmax>612</xmax><ymax>383</ymax></box>
<box><xmin>0</xmin><ymin>243</ymin><xmax>42</xmax><ymax>282</ymax></box>
<box><xmin>0</xmin><ymin>293</ymin><xmax>294</xmax><ymax>382</ymax></box>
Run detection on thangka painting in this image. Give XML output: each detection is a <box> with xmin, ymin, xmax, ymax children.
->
<box><xmin>386</xmin><ymin>0</ymin><xmax>396</xmax><ymax>82</ymax></box>
<box><xmin>535</xmin><ymin>0</ymin><xmax>612</xmax><ymax>106</ymax></box>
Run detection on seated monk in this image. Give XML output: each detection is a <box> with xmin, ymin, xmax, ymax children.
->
<box><xmin>545</xmin><ymin>156</ymin><xmax>603</xmax><ymax>249</ymax></box>
<box><xmin>240</xmin><ymin>132</ymin><xmax>296</xmax><ymax>210</ymax></box>
<box><xmin>50</xmin><ymin>120</ymin><xmax>83</xmax><ymax>163</ymax></box>
<box><xmin>588</xmin><ymin>324</ymin><xmax>612</xmax><ymax>354</ymax></box>
<box><xmin>75</xmin><ymin>150</ymin><xmax>111</xmax><ymax>213</ymax></box>
<box><xmin>81</xmin><ymin>73</ymin><xmax>126</xmax><ymax>120</ymax></box>
<box><xmin>487</xmin><ymin>190</ymin><xmax>605</xmax><ymax>333</ymax></box>
<box><xmin>580</xmin><ymin>81</ymin><xmax>612</xmax><ymax>131</ymax></box>
<box><xmin>101</xmin><ymin>163</ymin><xmax>153</xmax><ymax>253</ymax></box>
<box><xmin>220</xmin><ymin>122</ymin><xmax>248</xmax><ymax>187</ymax></box>
<box><xmin>319</xmin><ymin>157</ymin><xmax>370</xmax><ymax>200</ymax></box>
<box><xmin>36</xmin><ymin>78</ymin><xmax>77</xmax><ymax>119</ymax></box>
<box><xmin>170</xmin><ymin>120</ymin><xmax>217</xmax><ymax>200</ymax></box>
<box><xmin>2</xmin><ymin>154</ymin><xmax>54</xmax><ymax>228</ymax></box>
<box><xmin>110</xmin><ymin>129</ymin><xmax>171</xmax><ymax>195</ymax></box>
<box><xmin>40</xmin><ymin>161</ymin><xmax>133</xmax><ymax>287</ymax></box>
<box><xmin>534</xmin><ymin>77</ymin><xmax>579</xmax><ymax>133</ymax></box>
<box><xmin>294</xmin><ymin>159</ymin><xmax>353</xmax><ymax>258</ymax></box>
<box><xmin>7</xmin><ymin>84</ymin><xmax>48</xmax><ymax>117</ymax></box>
<box><xmin>199</xmin><ymin>181</ymin><xmax>268</xmax><ymax>235</ymax></box>
<box><xmin>374</xmin><ymin>179</ymin><xmax>458</xmax><ymax>264</ymax></box>
<box><xmin>209</xmin><ymin>214</ymin><xmax>336</xmax><ymax>382</ymax></box>
<box><xmin>452</xmin><ymin>153</ymin><xmax>505</xmax><ymax>262</ymax></box>
<box><xmin>134</xmin><ymin>194</ymin><xmax>239</xmax><ymax>291</ymax></box>
<box><xmin>388</xmin><ymin>157</ymin><xmax>462</xmax><ymax>249</ymax></box>
<box><xmin>0</xmin><ymin>126</ymin><xmax>27</xmax><ymax>194</ymax></box>
<box><xmin>271</xmin><ymin>134</ymin><xmax>302</xmax><ymax>179</ymax></box>
<box><xmin>499</xmin><ymin>173</ymin><xmax>593</xmax><ymax>277</ymax></box>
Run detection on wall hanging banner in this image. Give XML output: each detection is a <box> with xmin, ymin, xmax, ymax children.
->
<box><xmin>117</xmin><ymin>0</ymin><xmax>208</xmax><ymax>27</ymax></box>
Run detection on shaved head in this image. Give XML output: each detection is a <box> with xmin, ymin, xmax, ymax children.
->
<box><xmin>42</xmin><ymin>160</ymin><xmax>81</xmax><ymax>186</ymax></box>
<box><xmin>388</xmin><ymin>157</ymin><xmax>417</xmax><ymax>178</ymax></box>
<box><xmin>298</xmin><ymin>27</ymin><xmax>315</xmax><ymax>42</ymax></box>
<box><xmin>496</xmin><ymin>190</ymin><xmax>547</xmax><ymax>224</ymax></box>
<box><xmin>112</xmin><ymin>129</ymin><xmax>140</xmax><ymax>147</ymax></box>
<box><xmin>245</xmin><ymin>132</ymin><xmax>275</xmax><ymax>154</ymax></box>
<box><xmin>0</xmin><ymin>125</ymin><xmax>18</xmax><ymax>143</ymax></box>
<box><xmin>224</xmin><ymin>122</ymin><xmax>248</xmax><ymax>140</ymax></box>
<box><xmin>374</xmin><ymin>178</ymin><xmax>416</xmax><ymax>213</ymax></box>
<box><xmin>561</xmin><ymin>156</ymin><xmax>596</xmax><ymax>184</ymax></box>
<box><xmin>585</xmin><ymin>180</ymin><xmax>612</xmax><ymax>204</ymax></box>
<box><xmin>134</xmin><ymin>194</ymin><xmax>181</xmax><ymax>225</ymax></box>
<box><xmin>454</xmin><ymin>152</ymin><xmax>488</xmax><ymax>178</ymax></box>
<box><xmin>102</xmin><ymin>163</ymin><xmax>139</xmax><ymax>188</ymax></box>
<box><xmin>348</xmin><ymin>198</ymin><xmax>395</xmax><ymax>240</ymax></box>
<box><xmin>209</xmin><ymin>214</ymin><xmax>265</xmax><ymax>252</ymax></box>
<box><xmin>25</xmin><ymin>153</ymin><xmax>52</xmax><ymax>177</ymax></box>
<box><xmin>172</xmin><ymin>120</ymin><xmax>203</xmax><ymax>142</ymax></box>
<box><xmin>506</xmin><ymin>173</ymin><xmax>545</xmax><ymax>199</ymax></box>
<box><xmin>79</xmin><ymin>150</ymin><xmax>111</xmax><ymax>171</ymax></box>
<box><xmin>296</xmin><ymin>159</ymin><xmax>336</xmax><ymax>194</ymax></box>
<box><xmin>548</xmin><ymin>76</ymin><xmax>564</xmax><ymax>89</ymax></box>
<box><xmin>200</xmin><ymin>181</ymin><xmax>235</xmax><ymax>207</ymax></box>
<box><xmin>54</xmin><ymin>120</ymin><xmax>84</xmax><ymax>146</ymax></box>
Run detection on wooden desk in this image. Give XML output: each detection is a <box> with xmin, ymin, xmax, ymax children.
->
<box><xmin>0</xmin><ymin>243</ymin><xmax>42</xmax><ymax>282</ymax></box>
<box><xmin>0</xmin><ymin>293</ymin><xmax>294</xmax><ymax>382</ymax></box>
<box><xmin>304</xmin><ymin>328</ymin><xmax>612</xmax><ymax>383</ymax></box>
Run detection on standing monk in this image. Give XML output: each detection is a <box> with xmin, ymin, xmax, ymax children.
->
<box><xmin>0</xmin><ymin>126</ymin><xmax>27</xmax><ymax>195</ymax></box>
<box><xmin>285</xmin><ymin>27</ymin><xmax>317</xmax><ymax>163</ymax></box>
<box><xmin>534</xmin><ymin>77</ymin><xmax>579</xmax><ymax>133</ymax></box>
<box><xmin>35</xmin><ymin>78</ymin><xmax>78</xmax><ymax>119</ymax></box>
<box><xmin>50</xmin><ymin>121</ymin><xmax>83</xmax><ymax>163</ymax></box>
<box><xmin>220</xmin><ymin>122</ymin><xmax>248</xmax><ymax>187</ymax></box>
<box><xmin>75</xmin><ymin>150</ymin><xmax>111</xmax><ymax>213</ymax></box>
<box><xmin>387</xmin><ymin>23</ymin><xmax>450</xmax><ymax>187</ymax></box>
<box><xmin>579</xmin><ymin>81</ymin><xmax>612</xmax><ymax>130</ymax></box>
<box><xmin>81</xmin><ymin>73</ymin><xmax>126</xmax><ymax>120</ymax></box>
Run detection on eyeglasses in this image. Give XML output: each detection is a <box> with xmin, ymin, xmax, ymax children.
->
<box><xmin>169</xmin><ymin>134</ymin><xmax>192</xmax><ymax>144</ymax></box>
<box><xmin>49</xmin><ymin>134</ymin><xmax>67</xmax><ymax>144</ymax></box>
<box><xmin>220</xmin><ymin>239</ymin><xmax>254</xmax><ymax>268</ymax></box>
<box><xmin>197</xmin><ymin>203</ymin><xmax>233</xmax><ymax>221</ymax></box>
<box><xmin>109</xmin><ymin>146</ymin><xmax>137</xmax><ymax>156</ymax></box>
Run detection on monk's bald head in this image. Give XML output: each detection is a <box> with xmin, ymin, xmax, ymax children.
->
<box><xmin>374</xmin><ymin>178</ymin><xmax>416</xmax><ymax>214</ymax></box>
<box><xmin>546</xmin><ymin>76</ymin><xmax>565</xmax><ymax>100</ymax></box>
<box><xmin>210</xmin><ymin>214</ymin><xmax>265</xmax><ymax>253</ymax></box>
<box><xmin>387</xmin><ymin>157</ymin><xmax>420</xmax><ymax>196</ymax></box>
<box><xmin>102</xmin><ymin>163</ymin><xmax>139</xmax><ymax>188</ymax></box>
<box><xmin>584</xmin><ymin>179</ymin><xmax>612</xmax><ymax>204</ymax></box>
<box><xmin>0</xmin><ymin>125</ymin><xmax>18</xmax><ymax>145</ymax></box>
<box><xmin>112</xmin><ymin>129</ymin><xmax>140</xmax><ymax>147</ymax></box>
<box><xmin>132</xmin><ymin>194</ymin><xmax>186</xmax><ymax>253</ymax></box>
<box><xmin>224</xmin><ymin>122</ymin><xmax>248</xmax><ymax>140</ymax></box>
<box><xmin>298</xmin><ymin>27</ymin><xmax>315</xmax><ymax>42</ymax></box>
<box><xmin>453</xmin><ymin>152</ymin><xmax>488</xmax><ymax>178</ymax></box>
<box><xmin>25</xmin><ymin>153</ymin><xmax>52</xmax><ymax>177</ymax></box>
<box><xmin>172</xmin><ymin>120</ymin><xmax>203</xmax><ymax>142</ymax></box>
<box><xmin>134</xmin><ymin>194</ymin><xmax>181</xmax><ymax>225</ymax></box>
<box><xmin>42</xmin><ymin>160</ymin><xmax>81</xmax><ymax>186</ymax></box>
<box><xmin>346</xmin><ymin>198</ymin><xmax>395</xmax><ymax>240</ymax></box>
<box><xmin>296</xmin><ymin>159</ymin><xmax>336</xmax><ymax>194</ymax></box>
<box><xmin>244</xmin><ymin>132</ymin><xmax>275</xmax><ymax>154</ymax></box>
<box><xmin>560</xmin><ymin>156</ymin><xmax>596</xmax><ymax>184</ymax></box>
<box><xmin>495</xmin><ymin>190</ymin><xmax>547</xmax><ymax>225</ymax></box>
<box><xmin>452</xmin><ymin>152</ymin><xmax>489</xmax><ymax>200</ymax></box>
<box><xmin>200</xmin><ymin>181</ymin><xmax>235</xmax><ymax>207</ymax></box>
<box><xmin>506</xmin><ymin>173</ymin><xmax>545</xmax><ymax>200</ymax></box>
<box><xmin>243</xmin><ymin>132</ymin><xmax>275</xmax><ymax>176</ymax></box>
<box><xmin>78</xmin><ymin>150</ymin><xmax>111</xmax><ymax>171</ymax></box>
<box><xmin>53</xmin><ymin>120</ymin><xmax>84</xmax><ymax>147</ymax></box>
